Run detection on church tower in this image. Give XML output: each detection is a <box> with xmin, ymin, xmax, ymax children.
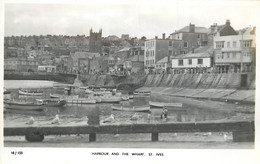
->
<box><xmin>89</xmin><ymin>28</ymin><xmax>102</xmax><ymax>53</ymax></box>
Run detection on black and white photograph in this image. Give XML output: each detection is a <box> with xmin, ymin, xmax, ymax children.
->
<box><xmin>1</xmin><ymin>0</ymin><xmax>259</xmax><ymax>164</ymax></box>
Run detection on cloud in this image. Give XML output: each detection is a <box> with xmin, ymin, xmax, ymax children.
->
<box><xmin>4</xmin><ymin>2</ymin><xmax>258</xmax><ymax>38</ymax></box>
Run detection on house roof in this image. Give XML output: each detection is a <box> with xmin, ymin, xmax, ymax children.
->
<box><xmin>171</xmin><ymin>26</ymin><xmax>208</xmax><ymax>35</ymax></box>
<box><xmin>118</xmin><ymin>47</ymin><xmax>131</xmax><ymax>52</ymax></box>
<box><xmin>125</xmin><ymin>55</ymin><xmax>144</xmax><ymax>62</ymax></box>
<box><xmin>193</xmin><ymin>46</ymin><xmax>213</xmax><ymax>54</ymax></box>
<box><xmin>132</xmin><ymin>55</ymin><xmax>144</xmax><ymax>62</ymax></box>
<box><xmin>208</xmin><ymin>24</ymin><xmax>226</xmax><ymax>35</ymax></box>
<box><xmin>72</xmin><ymin>52</ymin><xmax>100</xmax><ymax>59</ymax></box>
<box><xmin>173</xmin><ymin>46</ymin><xmax>213</xmax><ymax>59</ymax></box>
<box><xmin>173</xmin><ymin>52</ymin><xmax>211</xmax><ymax>59</ymax></box>
<box><xmin>156</xmin><ymin>57</ymin><xmax>169</xmax><ymax>64</ymax></box>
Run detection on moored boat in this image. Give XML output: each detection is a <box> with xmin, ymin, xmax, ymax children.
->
<box><xmin>112</xmin><ymin>105</ymin><xmax>150</xmax><ymax>112</ymax></box>
<box><xmin>121</xmin><ymin>95</ymin><xmax>130</xmax><ymax>101</ymax></box>
<box><xmin>149</xmin><ymin>101</ymin><xmax>183</xmax><ymax>108</ymax></box>
<box><xmin>4</xmin><ymin>100</ymin><xmax>45</xmax><ymax>111</ymax></box>
<box><xmin>50</xmin><ymin>93</ymin><xmax>79</xmax><ymax>99</ymax></box>
<box><xmin>19</xmin><ymin>89</ymin><xmax>43</xmax><ymax>96</ymax></box>
<box><xmin>129</xmin><ymin>95</ymin><xmax>134</xmax><ymax>99</ymax></box>
<box><xmin>4</xmin><ymin>88</ymin><xmax>11</xmax><ymax>94</ymax></box>
<box><xmin>66</xmin><ymin>98</ymin><xmax>97</xmax><ymax>104</ymax></box>
<box><xmin>133</xmin><ymin>91</ymin><xmax>151</xmax><ymax>95</ymax></box>
<box><xmin>100</xmin><ymin>96</ymin><xmax>121</xmax><ymax>103</ymax></box>
<box><xmin>36</xmin><ymin>99</ymin><xmax>67</xmax><ymax>107</ymax></box>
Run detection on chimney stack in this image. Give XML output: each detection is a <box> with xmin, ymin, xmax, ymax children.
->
<box><xmin>226</xmin><ymin>19</ymin><xmax>230</xmax><ymax>26</ymax></box>
<box><xmin>162</xmin><ymin>33</ymin><xmax>166</xmax><ymax>39</ymax></box>
<box><xmin>155</xmin><ymin>36</ymin><xmax>158</xmax><ymax>39</ymax></box>
<box><xmin>189</xmin><ymin>23</ymin><xmax>195</xmax><ymax>33</ymax></box>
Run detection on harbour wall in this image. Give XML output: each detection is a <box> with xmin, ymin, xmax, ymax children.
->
<box><xmin>79</xmin><ymin>73</ymin><xmax>147</xmax><ymax>92</ymax></box>
<box><xmin>4</xmin><ymin>72</ymin><xmax>77</xmax><ymax>84</ymax></box>
<box><xmin>144</xmin><ymin>73</ymin><xmax>255</xmax><ymax>89</ymax></box>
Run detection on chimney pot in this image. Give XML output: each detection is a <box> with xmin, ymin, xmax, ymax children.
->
<box><xmin>226</xmin><ymin>19</ymin><xmax>230</xmax><ymax>26</ymax></box>
<box><xmin>162</xmin><ymin>33</ymin><xmax>166</xmax><ymax>39</ymax></box>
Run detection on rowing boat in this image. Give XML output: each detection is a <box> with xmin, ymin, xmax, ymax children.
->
<box><xmin>133</xmin><ymin>91</ymin><xmax>151</xmax><ymax>95</ymax></box>
<box><xmin>112</xmin><ymin>106</ymin><xmax>150</xmax><ymax>112</ymax></box>
<box><xmin>4</xmin><ymin>100</ymin><xmax>45</xmax><ymax>111</ymax></box>
<box><xmin>66</xmin><ymin>98</ymin><xmax>97</xmax><ymax>104</ymax></box>
<box><xmin>121</xmin><ymin>95</ymin><xmax>130</xmax><ymax>101</ymax></box>
<box><xmin>19</xmin><ymin>89</ymin><xmax>43</xmax><ymax>96</ymax></box>
<box><xmin>149</xmin><ymin>101</ymin><xmax>183</xmax><ymax>108</ymax></box>
<box><xmin>36</xmin><ymin>99</ymin><xmax>67</xmax><ymax>107</ymax></box>
<box><xmin>100</xmin><ymin>96</ymin><xmax>121</xmax><ymax>103</ymax></box>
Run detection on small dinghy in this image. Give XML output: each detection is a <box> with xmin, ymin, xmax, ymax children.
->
<box><xmin>19</xmin><ymin>89</ymin><xmax>43</xmax><ymax>96</ymax></box>
<box><xmin>149</xmin><ymin>101</ymin><xmax>183</xmax><ymax>108</ymax></box>
<box><xmin>112</xmin><ymin>105</ymin><xmax>150</xmax><ymax>112</ymax></box>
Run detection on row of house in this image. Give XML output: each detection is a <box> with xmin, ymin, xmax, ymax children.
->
<box><xmin>144</xmin><ymin>20</ymin><xmax>256</xmax><ymax>74</ymax></box>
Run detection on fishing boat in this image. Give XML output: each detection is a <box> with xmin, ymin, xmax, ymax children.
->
<box><xmin>149</xmin><ymin>101</ymin><xmax>183</xmax><ymax>108</ymax></box>
<box><xmin>133</xmin><ymin>91</ymin><xmax>151</xmax><ymax>95</ymax></box>
<box><xmin>66</xmin><ymin>98</ymin><xmax>97</xmax><ymax>104</ymax></box>
<box><xmin>50</xmin><ymin>93</ymin><xmax>79</xmax><ymax>99</ymax></box>
<box><xmin>4</xmin><ymin>88</ymin><xmax>11</xmax><ymax>94</ymax></box>
<box><xmin>121</xmin><ymin>95</ymin><xmax>130</xmax><ymax>101</ymax></box>
<box><xmin>4</xmin><ymin>100</ymin><xmax>45</xmax><ymax>111</ymax></box>
<box><xmin>100</xmin><ymin>96</ymin><xmax>121</xmax><ymax>103</ymax></box>
<box><xmin>19</xmin><ymin>89</ymin><xmax>43</xmax><ymax>96</ymax></box>
<box><xmin>85</xmin><ymin>89</ymin><xmax>94</xmax><ymax>94</ymax></box>
<box><xmin>112</xmin><ymin>105</ymin><xmax>150</xmax><ymax>112</ymax></box>
<box><xmin>50</xmin><ymin>93</ymin><xmax>63</xmax><ymax>98</ymax></box>
<box><xmin>36</xmin><ymin>99</ymin><xmax>67</xmax><ymax>107</ymax></box>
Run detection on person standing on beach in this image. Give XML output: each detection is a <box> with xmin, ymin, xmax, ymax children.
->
<box><xmin>161</xmin><ymin>106</ymin><xmax>168</xmax><ymax>119</ymax></box>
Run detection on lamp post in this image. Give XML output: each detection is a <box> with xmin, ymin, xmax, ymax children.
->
<box><xmin>240</xmin><ymin>29</ymin><xmax>247</xmax><ymax>72</ymax></box>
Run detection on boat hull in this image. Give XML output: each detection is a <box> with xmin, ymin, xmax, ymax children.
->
<box><xmin>149</xmin><ymin>101</ymin><xmax>183</xmax><ymax>108</ymax></box>
<box><xmin>66</xmin><ymin>98</ymin><xmax>97</xmax><ymax>104</ymax></box>
<box><xmin>37</xmin><ymin>99</ymin><xmax>67</xmax><ymax>107</ymax></box>
<box><xmin>112</xmin><ymin>106</ymin><xmax>150</xmax><ymax>112</ymax></box>
<box><xmin>4</xmin><ymin>102</ymin><xmax>45</xmax><ymax>111</ymax></box>
<box><xmin>19</xmin><ymin>90</ymin><xmax>43</xmax><ymax>96</ymax></box>
<box><xmin>133</xmin><ymin>91</ymin><xmax>151</xmax><ymax>95</ymax></box>
<box><xmin>101</xmin><ymin>97</ymin><xmax>121</xmax><ymax>103</ymax></box>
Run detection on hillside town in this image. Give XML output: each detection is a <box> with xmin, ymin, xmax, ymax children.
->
<box><xmin>4</xmin><ymin>19</ymin><xmax>256</xmax><ymax>78</ymax></box>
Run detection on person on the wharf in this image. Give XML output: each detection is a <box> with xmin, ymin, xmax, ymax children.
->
<box><xmin>147</xmin><ymin>110</ymin><xmax>152</xmax><ymax>123</ymax></box>
<box><xmin>161</xmin><ymin>106</ymin><xmax>168</xmax><ymax>119</ymax></box>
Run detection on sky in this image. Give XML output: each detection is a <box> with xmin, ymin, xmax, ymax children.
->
<box><xmin>3</xmin><ymin>1</ymin><xmax>259</xmax><ymax>39</ymax></box>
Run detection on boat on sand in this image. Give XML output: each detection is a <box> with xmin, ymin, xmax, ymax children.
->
<box><xmin>19</xmin><ymin>89</ymin><xmax>43</xmax><ymax>96</ymax></box>
<box><xmin>4</xmin><ymin>100</ymin><xmax>45</xmax><ymax>111</ymax></box>
<box><xmin>149</xmin><ymin>101</ymin><xmax>183</xmax><ymax>108</ymax></box>
<box><xmin>112</xmin><ymin>105</ymin><xmax>150</xmax><ymax>112</ymax></box>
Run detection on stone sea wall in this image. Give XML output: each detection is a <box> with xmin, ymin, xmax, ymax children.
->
<box><xmin>144</xmin><ymin>73</ymin><xmax>255</xmax><ymax>89</ymax></box>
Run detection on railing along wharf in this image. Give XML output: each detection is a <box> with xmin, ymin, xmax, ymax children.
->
<box><xmin>4</xmin><ymin>121</ymin><xmax>254</xmax><ymax>142</ymax></box>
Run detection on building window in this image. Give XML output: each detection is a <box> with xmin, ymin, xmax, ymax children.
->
<box><xmin>184</xmin><ymin>42</ymin><xmax>188</xmax><ymax>48</ymax></box>
<box><xmin>198</xmin><ymin>59</ymin><xmax>203</xmax><ymax>65</ymax></box>
<box><xmin>198</xmin><ymin>34</ymin><xmax>200</xmax><ymax>38</ymax></box>
<box><xmin>178</xmin><ymin>60</ymin><xmax>183</xmax><ymax>66</ymax></box>
<box><xmin>227</xmin><ymin>42</ymin><xmax>230</xmax><ymax>48</ymax></box>
<box><xmin>242</xmin><ymin>40</ymin><xmax>252</xmax><ymax>47</ymax></box>
<box><xmin>227</xmin><ymin>52</ymin><xmax>230</xmax><ymax>58</ymax></box>
<box><xmin>169</xmin><ymin>41</ymin><xmax>172</xmax><ymax>46</ymax></box>
<box><xmin>233</xmin><ymin>41</ymin><xmax>237</xmax><ymax>47</ymax></box>
<box><xmin>169</xmin><ymin>50</ymin><xmax>172</xmax><ymax>56</ymax></box>
<box><xmin>232</xmin><ymin>52</ymin><xmax>236</xmax><ymax>58</ymax></box>
<box><xmin>216</xmin><ymin>41</ymin><xmax>224</xmax><ymax>48</ymax></box>
<box><xmin>188</xmin><ymin>59</ymin><xmax>192</xmax><ymax>65</ymax></box>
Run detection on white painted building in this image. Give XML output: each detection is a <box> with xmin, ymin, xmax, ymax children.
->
<box><xmin>171</xmin><ymin>52</ymin><xmax>212</xmax><ymax>74</ymax></box>
<box><xmin>214</xmin><ymin>26</ymin><xmax>256</xmax><ymax>73</ymax></box>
